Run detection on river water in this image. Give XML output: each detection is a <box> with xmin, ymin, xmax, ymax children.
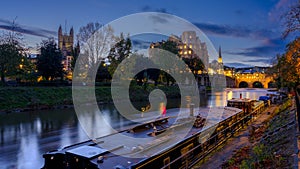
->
<box><xmin>0</xmin><ymin>88</ymin><xmax>268</xmax><ymax>169</ymax></box>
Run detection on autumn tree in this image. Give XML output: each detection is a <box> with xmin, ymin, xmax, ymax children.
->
<box><xmin>273</xmin><ymin>38</ymin><xmax>300</xmax><ymax>89</ymax></box>
<box><xmin>273</xmin><ymin>1</ymin><xmax>300</xmax><ymax>89</ymax></box>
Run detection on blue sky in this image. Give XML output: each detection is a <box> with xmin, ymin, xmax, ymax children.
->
<box><xmin>0</xmin><ymin>0</ymin><xmax>298</xmax><ymax>67</ymax></box>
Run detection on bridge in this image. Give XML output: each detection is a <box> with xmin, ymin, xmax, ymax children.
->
<box><xmin>235</xmin><ymin>72</ymin><xmax>275</xmax><ymax>88</ymax></box>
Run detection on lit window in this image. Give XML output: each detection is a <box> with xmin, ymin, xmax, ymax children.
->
<box><xmin>189</xmin><ymin>45</ymin><xmax>192</xmax><ymax>48</ymax></box>
<box><xmin>188</xmin><ymin>50</ymin><xmax>192</xmax><ymax>54</ymax></box>
<box><xmin>184</xmin><ymin>51</ymin><xmax>187</xmax><ymax>55</ymax></box>
<box><xmin>184</xmin><ymin>45</ymin><xmax>187</xmax><ymax>49</ymax></box>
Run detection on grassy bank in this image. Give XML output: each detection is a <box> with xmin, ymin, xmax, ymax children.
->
<box><xmin>221</xmin><ymin>99</ymin><xmax>295</xmax><ymax>169</ymax></box>
<box><xmin>0</xmin><ymin>85</ymin><xmax>181</xmax><ymax>112</ymax></box>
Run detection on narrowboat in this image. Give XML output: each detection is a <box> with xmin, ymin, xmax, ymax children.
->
<box><xmin>42</xmin><ymin>98</ymin><xmax>265</xmax><ymax>169</ymax></box>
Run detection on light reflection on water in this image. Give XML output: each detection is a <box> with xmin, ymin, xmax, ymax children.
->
<box><xmin>0</xmin><ymin>88</ymin><xmax>268</xmax><ymax>169</ymax></box>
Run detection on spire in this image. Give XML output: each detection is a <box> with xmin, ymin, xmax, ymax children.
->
<box><xmin>218</xmin><ymin>46</ymin><xmax>223</xmax><ymax>64</ymax></box>
<box><xmin>70</xmin><ymin>27</ymin><xmax>74</xmax><ymax>37</ymax></box>
<box><xmin>76</xmin><ymin>41</ymin><xmax>80</xmax><ymax>54</ymax></box>
<box><xmin>64</xmin><ymin>20</ymin><xmax>67</xmax><ymax>34</ymax></box>
<box><xmin>58</xmin><ymin>25</ymin><xmax>62</xmax><ymax>36</ymax></box>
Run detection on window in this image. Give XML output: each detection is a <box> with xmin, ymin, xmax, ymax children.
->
<box><xmin>163</xmin><ymin>157</ymin><xmax>170</xmax><ymax>169</ymax></box>
<box><xmin>180</xmin><ymin>143</ymin><xmax>194</xmax><ymax>167</ymax></box>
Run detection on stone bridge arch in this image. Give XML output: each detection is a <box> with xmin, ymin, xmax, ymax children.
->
<box><xmin>252</xmin><ymin>81</ymin><xmax>263</xmax><ymax>88</ymax></box>
<box><xmin>238</xmin><ymin>81</ymin><xmax>249</xmax><ymax>88</ymax></box>
<box><xmin>236</xmin><ymin>73</ymin><xmax>274</xmax><ymax>88</ymax></box>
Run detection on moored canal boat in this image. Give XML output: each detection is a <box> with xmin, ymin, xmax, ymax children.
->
<box><xmin>42</xmin><ymin>98</ymin><xmax>265</xmax><ymax>169</ymax></box>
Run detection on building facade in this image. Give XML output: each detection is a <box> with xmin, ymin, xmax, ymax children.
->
<box><xmin>58</xmin><ymin>25</ymin><xmax>74</xmax><ymax>76</ymax></box>
<box><xmin>168</xmin><ymin>31</ymin><xmax>209</xmax><ymax>68</ymax></box>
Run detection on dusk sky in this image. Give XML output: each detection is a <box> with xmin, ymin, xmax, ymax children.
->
<box><xmin>0</xmin><ymin>0</ymin><xmax>298</xmax><ymax>67</ymax></box>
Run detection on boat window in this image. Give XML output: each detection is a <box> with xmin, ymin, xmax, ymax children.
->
<box><xmin>163</xmin><ymin>157</ymin><xmax>170</xmax><ymax>169</ymax></box>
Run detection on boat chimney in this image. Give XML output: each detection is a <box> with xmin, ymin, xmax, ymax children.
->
<box><xmin>240</xmin><ymin>93</ymin><xmax>242</xmax><ymax>99</ymax></box>
<box><xmin>190</xmin><ymin>103</ymin><xmax>194</xmax><ymax>116</ymax></box>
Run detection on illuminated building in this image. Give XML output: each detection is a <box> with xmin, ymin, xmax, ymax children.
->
<box><xmin>170</xmin><ymin>31</ymin><xmax>209</xmax><ymax>67</ymax></box>
<box><xmin>58</xmin><ymin>25</ymin><xmax>80</xmax><ymax>79</ymax></box>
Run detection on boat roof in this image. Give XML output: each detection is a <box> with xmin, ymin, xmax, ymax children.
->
<box><xmin>227</xmin><ymin>98</ymin><xmax>253</xmax><ymax>103</ymax></box>
<box><xmin>49</xmin><ymin>107</ymin><xmax>243</xmax><ymax>168</ymax></box>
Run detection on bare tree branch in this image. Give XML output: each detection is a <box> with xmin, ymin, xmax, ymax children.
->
<box><xmin>283</xmin><ymin>1</ymin><xmax>300</xmax><ymax>38</ymax></box>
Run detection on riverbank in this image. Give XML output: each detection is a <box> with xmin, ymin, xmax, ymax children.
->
<box><xmin>193</xmin><ymin>99</ymin><xmax>296</xmax><ymax>169</ymax></box>
<box><xmin>0</xmin><ymin>85</ymin><xmax>181</xmax><ymax>113</ymax></box>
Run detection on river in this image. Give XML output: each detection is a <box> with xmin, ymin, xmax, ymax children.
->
<box><xmin>0</xmin><ymin>88</ymin><xmax>268</xmax><ymax>169</ymax></box>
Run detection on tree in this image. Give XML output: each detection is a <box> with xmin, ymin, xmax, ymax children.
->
<box><xmin>273</xmin><ymin>37</ymin><xmax>300</xmax><ymax>89</ymax></box>
<box><xmin>17</xmin><ymin>55</ymin><xmax>37</xmax><ymax>83</ymax></box>
<box><xmin>0</xmin><ymin>18</ymin><xmax>24</xmax><ymax>85</ymax></box>
<box><xmin>150</xmin><ymin>40</ymin><xmax>179</xmax><ymax>86</ymax></box>
<box><xmin>37</xmin><ymin>38</ymin><xmax>64</xmax><ymax>81</ymax></box>
<box><xmin>0</xmin><ymin>43</ymin><xmax>23</xmax><ymax>84</ymax></box>
<box><xmin>182</xmin><ymin>57</ymin><xmax>204</xmax><ymax>75</ymax></box>
<box><xmin>76</xmin><ymin>22</ymin><xmax>115</xmax><ymax>80</ymax></box>
<box><xmin>96</xmin><ymin>61</ymin><xmax>111</xmax><ymax>82</ymax></box>
<box><xmin>283</xmin><ymin>1</ymin><xmax>300</xmax><ymax>38</ymax></box>
<box><xmin>107</xmin><ymin>33</ymin><xmax>132</xmax><ymax>76</ymax></box>
<box><xmin>70</xmin><ymin>41</ymin><xmax>80</xmax><ymax>72</ymax></box>
<box><xmin>160</xmin><ymin>40</ymin><xmax>179</xmax><ymax>55</ymax></box>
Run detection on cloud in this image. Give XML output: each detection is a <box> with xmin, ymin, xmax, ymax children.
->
<box><xmin>268</xmin><ymin>0</ymin><xmax>295</xmax><ymax>23</ymax></box>
<box><xmin>141</xmin><ymin>5</ymin><xmax>168</xmax><ymax>13</ymax></box>
<box><xmin>0</xmin><ymin>18</ymin><xmax>12</xmax><ymax>25</ymax></box>
<box><xmin>224</xmin><ymin>62</ymin><xmax>252</xmax><ymax>68</ymax></box>
<box><xmin>149</xmin><ymin>14</ymin><xmax>169</xmax><ymax>24</ymax></box>
<box><xmin>141</xmin><ymin>6</ymin><xmax>171</xmax><ymax>24</ymax></box>
<box><xmin>131</xmin><ymin>39</ymin><xmax>152</xmax><ymax>49</ymax></box>
<box><xmin>262</xmin><ymin>37</ymin><xmax>284</xmax><ymax>46</ymax></box>
<box><xmin>193</xmin><ymin>22</ymin><xmax>274</xmax><ymax>40</ymax></box>
<box><xmin>246</xmin><ymin>58</ymin><xmax>274</xmax><ymax>64</ymax></box>
<box><xmin>225</xmin><ymin>46</ymin><xmax>275</xmax><ymax>57</ymax></box>
<box><xmin>224</xmin><ymin>37</ymin><xmax>285</xmax><ymax>58</ymax></box>
<box><xmin>0</xmin><ymin>18</ymin><xmax>56</xmax><ymax>38</ymax></box>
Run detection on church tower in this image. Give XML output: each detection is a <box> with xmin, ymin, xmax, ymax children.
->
<box><xmin>218</xmin><ymin>46</ymin><xmax>223</xmax><ymax>64</ymax></box>
<box><xmin>58</xmin><ymin>25</ymin><xmax>75</xmax><ymax>78</ymax></box>
<box><xmin>58</xmin><ymin>25</ymin><xmax>74</xmax><ymax>55</ymax></box>
<box><xmin>217</xmin><ymin>46</ymin><xmax>224</xmax><ymax>75</ymax></box>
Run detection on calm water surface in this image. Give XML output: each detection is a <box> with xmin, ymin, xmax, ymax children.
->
<box><xmin>0</xmin><ymin>88</ymin><xmax>267</xmax><ymax>169</ymax></box>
